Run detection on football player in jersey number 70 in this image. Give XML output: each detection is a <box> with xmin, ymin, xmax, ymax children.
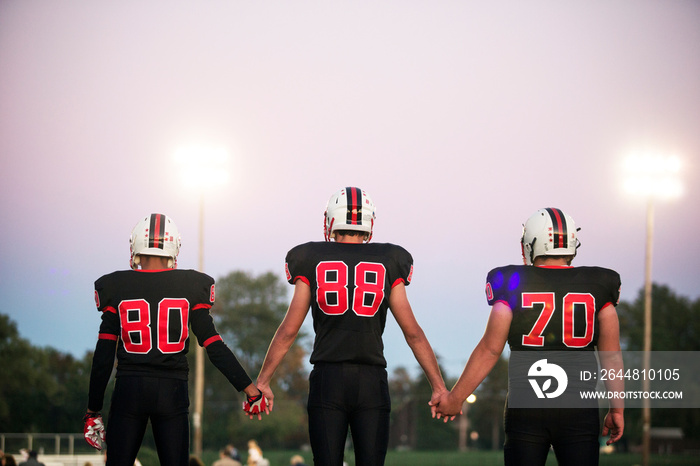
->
<box><xmin>431</xmin><ymin>208</ymin><xmax>625</xmax><ymax>466</ymax></box>
<box><xmin>255</xmin><ymin>187</ymin><xmax>450</xmax><ymax>466</ymax></box>
<box><xmin>84</xmin><ymin>213</ymin><xmax>267</xmax><ymax>466</ymax></box>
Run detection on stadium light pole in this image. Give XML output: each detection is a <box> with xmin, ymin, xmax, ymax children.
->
<box><xmin>175</xmin><ymin>145</ymin><xmax>230</xmax><ymax>458</ymax></box>
<box><xmin>458</xmin><ymin>394</ymin><xmax>476</xmax><ymax>451</ymax></box>
<box><xmin>622</xmin><ymin>152</ymin><xmax>682</xmax><ymax>466</ymax></box>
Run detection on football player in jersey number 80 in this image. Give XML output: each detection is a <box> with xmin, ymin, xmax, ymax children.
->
<box><xmin>255</xmin><ymin>187</ymin><xmax>450</xmax><ymax>465</ymax></box>
<box><xmin>84</xmin><ymin>213</ymin><xmax>267</xmax><ymax>466</ymax></box>
<box><xmin>430</xmin><ymin>207</ymin><xmax>625</xmax><ymax>466</ymax></box>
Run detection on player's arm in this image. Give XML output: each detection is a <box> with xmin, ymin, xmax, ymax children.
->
<box><xmin>434</xmin><ymin>301</ymin><xmax>511</xmax><ymax>418</ymax></box>
<box><xmin>598</xmin><ymin>303</ymin><xmax>624</xmax><ymax>444</ymax></box>
<box><xmin>389</xmin><ymin>283</ymin><xmax>449</xmax><ymax>409</ymax></box>
<box><xmin>191</xmin><ymin>305</ymin><xmax>268</xmax><ymax>419</ymax></box>
<box><xmin>256</xmin><ymin>279</ymin><xmax>311</xmax><ymax>411</ymax></box>
<box><xmin>191</xmin><ymin>307</ymin><xmax>255</xmax><ymax>392</ymax></box>
<box><xmin>87</xmin><ymin>309</ymin><xmax>119</xmax><ymax>413</ymax></box>
<box><xmin>85</xmin><ymin>307</ymin><xmax>118</xmax><ymax>450</ymax></box>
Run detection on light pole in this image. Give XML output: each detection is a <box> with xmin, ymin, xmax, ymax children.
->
<box><xmin>622</xmin><ymin>152</ymin><xmax>682</xmax><ymax>466</ymax></box>
<box><xmin>458</xmin><ymin>394</ymin><xmax>476</xmax><ymax>451</ymax></box>
<box><xmin>175</xmin><ymin>145</ymin><xmax>230</xmax><ymax>457</ymax></box>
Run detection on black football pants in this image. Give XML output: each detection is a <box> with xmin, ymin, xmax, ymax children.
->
<box><xmin>504</xmin><ymin>407</ymin><xmax>600</xmax><ymax>466</ymax></box>
<box><xmin>106</xmin><ymin>376</ymin><xmax>190</xmax><ymax>466</ymax></box>
<box><xmin>307</xmin><ymin>363</ymin><xmax>391</xmax><ymax>466</ymax></box>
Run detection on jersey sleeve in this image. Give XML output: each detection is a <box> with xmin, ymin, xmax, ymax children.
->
<box><xmin>285</xmin><ymin>243</ymin><xmax>312</xmax><ymax>286</ymax></box>
<box><xmin>94</xmin><ymin>275</ymin><xmax>115</xmax><ymax>314</ymax></box>
<box><xmin>189</xmin><ymin>272</ymin><xmax>221</xmax><ymax>347</ymax></box>
<box><xmin>485</xmin><ymin>266</ymin><xmax>510</xmax><ymax>307</ymax></box>
<box><xmin>601</xmin><ymin>268</ymin><xmax>622</xmax><ymax>307</ymax></box>
<box><xmin>390</xmin><ymin>245</ymin><xmax>414</xmax><ymax>287</ymax></box>
<box><xmin>88</xmin><ymin>276</ymin><xmax>119</xmax><ymax>411</ymax></box>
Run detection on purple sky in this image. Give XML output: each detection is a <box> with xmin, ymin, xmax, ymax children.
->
<box><xmin>1</xmin><ymin>1</ymin><xmax>698</xmax><ymax>378</ymax></box>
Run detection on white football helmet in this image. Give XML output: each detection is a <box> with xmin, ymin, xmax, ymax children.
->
<box><xmin>323</xmin><ymin>187</ymin><xmax>376</xmax><ymax>242</ymax></box>
<box><xmin>521</xmin><ymin>207</ymin><xmax>579</xmax><ymax>265</ymax></box>
<box><xmin>129</xmin><ymin>213</ymin><xmax>181</xmax><ymax>269</ymax></box>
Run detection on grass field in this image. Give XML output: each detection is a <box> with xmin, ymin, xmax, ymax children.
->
<box><xmin>185</xmin><ymin>449</ymin><xmax>699</xmax><ymax>466</ymax></box>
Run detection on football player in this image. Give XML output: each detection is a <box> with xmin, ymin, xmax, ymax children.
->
<box><xmin>432</xmin><ymin>207</ymin><xmax>624</xmax><ymax>466</ymax></box>
<box><xmin>255</xmin><ymin>187</ymin><xmax>449</xmax><ymax>465</ymax></box>
<box><xmin>84</xmin><ymin>213</ymin><xmax>265</xmax><ymax>466</ymax></box>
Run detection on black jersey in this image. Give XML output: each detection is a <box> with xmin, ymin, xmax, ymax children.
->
<box><xmin>88</xmin><ymin>269</ymin><xmax>251</xmax><ymax>411</ymax></box>
<box><xmin>285</xmin><ymin>241</ymin><xmax>413</xmax><ymax>367</ymax></box>
<box><xmin>485</xmin><ymin>265</ymin><xmax>620</xmax><ymax>351</ymax></box>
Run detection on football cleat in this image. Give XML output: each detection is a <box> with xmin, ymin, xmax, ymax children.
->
<box><xmin>323</xmin><ymin>187</ymin><xmax>376</xmax><ymax>242</ymax></box>
<box><xmin>521</xmin><ymin>207</ymin><xmax>580</xmax><ymax>265</ymax></box>
<box><xmin>129</xmin><ymin>213</ymin><xmax>181</xmax><ymax>269</ymax></box>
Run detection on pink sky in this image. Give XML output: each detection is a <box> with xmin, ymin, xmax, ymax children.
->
<box><xmin>1</xmin><ymin>0</ymin><xmax>698</xmax><ymax>377</ymax></box>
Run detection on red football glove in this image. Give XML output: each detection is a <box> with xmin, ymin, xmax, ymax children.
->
<box><xmin>83</xmin><ymin>412</ymin><xmax>106</xmax><ymax>451</ymax></box>
<box><xmin>242</xmin><ymin>392</ymin><xmax>268</xmax><ymax>416</ymax></box>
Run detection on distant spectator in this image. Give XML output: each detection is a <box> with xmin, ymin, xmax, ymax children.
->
<box><xmin>213</xmin><ymin>449</ymin><xmax>242</xmax><ymax>466</ymax></box>
<box><xmin>18</xmin><ymin>450</ymin><xmax>44</xmax><ymax>466</ymax></box>
<box><xmin>189</xmin><ymin>456</ymin><xmax>204</xmax><ymax>466</ymax></box>
<box><xmin>5</xmin><ymin>454</ymin><xmax>18</xmax><ymax>466</ymax></box>
<box><xmin>225</xmin><ymin>444</ymin><xmax>242</xmax><ymax>463</ymax></box>
<box><xmin>289</xmin><ymin>455</ymin><xmax>307</xmax><ymax>466</ymax></box>
<box><xmin>246</xmin><ymin>440</ymin><xmax>269</xmax><ymax>466</ymax></box>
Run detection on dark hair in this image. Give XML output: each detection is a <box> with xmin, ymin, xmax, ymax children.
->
<box><xmin>535</xmin><ymin>254</ymin><xmax>574</xmax><ymax>265</ymax></box>
<box><xmin>334</xmin><ymin>230</ymin><xmax>367</xmax><ymax>238</ymax></box>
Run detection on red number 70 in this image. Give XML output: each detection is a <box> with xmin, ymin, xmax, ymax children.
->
<box><xmin>521</xmin><ymin>292</ymin><xmax>595</xmax><ymax>348</ymax></box>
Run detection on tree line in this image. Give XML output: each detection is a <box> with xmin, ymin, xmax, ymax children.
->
<box><xmin>1</xmin><ymin>272</ymin><xmax>698</xmax><ymax>451</ymax></box>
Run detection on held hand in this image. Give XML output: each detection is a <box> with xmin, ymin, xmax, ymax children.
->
<box><xmin>428</xmin><ymin>390</ymin><xmax>459</xmax><ymax>423</ymax></box>
<box><xmin>430</xmin><ymin>392</ymin><xmax>464</xmax><ymax>422</ymax></box>
<box><xmin>602</xmin><ymin>410</ymin><xmax>624</xmax><ymax>445</ymax></box>
<box><xmin>242</xmin><ymin>391</ymin><xmax>269</xmax><ymax>421</ymax></box>
<box><xmin>83</xmin><ymin>412</ymin><xmax>106</xmax><ymax>451</ymax></box>
<box><xmin>256</xmin><ymin>381</ymin><xmax>274</xmax><ymax>413</ymax></box>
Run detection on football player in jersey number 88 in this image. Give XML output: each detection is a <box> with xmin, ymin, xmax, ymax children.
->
<box><xmin>255</xmin><ymin>187</ymin><xmax>450</xmax><ymax>466</ymax></box>
<box><xmin>431</xmin><ymin>207</ymin><xmax>625</xmax><ymax>466</ymax></box>
<box><xmin>84</xmin><ymin>213</ymin><xmax>267</xmax><ymax>466</ymax></box>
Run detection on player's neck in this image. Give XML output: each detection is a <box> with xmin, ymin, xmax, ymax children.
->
<box><xmin>333</xmin><ymin>235</ymin><xmax>365</xmax><ymax>244</ymax></box>
<box><xmin>533</xmin><ymin>257</ymin><xmax>571</xmax><ymax>267</ymax></box>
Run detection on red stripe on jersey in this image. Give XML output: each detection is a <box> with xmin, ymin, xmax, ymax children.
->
<box><xmin>293</xmin><ymin>276</ymin><xmax>311</xmax><ymax>286</ymax></box>
<box><xmin>99</xmin><ymin>333</ymin><xmax>118</xmax><ymax>341</ymax></box>
<box><xmin>193</xmin><ymin>303</ymin><xmax>212</xmax><ymax>311</ymax></box>
<box><xmin>103</xmin><ymin>306</ymin><xmax>117</xmax><ymax>314</ymax></box>
<box><xmin>203</xmin><ymin>335</ymin><xmax>223</xmax><ymax>347</ymax></box>
<box><xmin>391</xmin><ymin>277</ymin><xmax>406</xmax><ymax>288</ymax></box>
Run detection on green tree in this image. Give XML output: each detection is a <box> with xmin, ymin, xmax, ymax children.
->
<box><xmin>0</xmin><ymin>313</ymin><xmax>93</xmax><ymax>433</ymax></box>
<box><xmin>617</xmin><ymin>284</ymin><xmax>700</xmax><ymax>352</ymax></box>
<box><xmin>412</xmin><ymin>363</ymin><xmax>459</xmax><ymax>450</ymax></box>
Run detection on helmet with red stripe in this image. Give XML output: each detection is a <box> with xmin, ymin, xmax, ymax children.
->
<box><xmin>129</xmin><ymin>213</ymin><xmax>181</xmax><ymax>269</ymax></box>
<box><xmin>323</xmin><ymin>187</ymin><xmax>376</xmax><ymax>242</ymax></box>
<box><xmin>521</xmin><ymin>207</ymin><xmax>579</xmax><ymax>265</ymax></box>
